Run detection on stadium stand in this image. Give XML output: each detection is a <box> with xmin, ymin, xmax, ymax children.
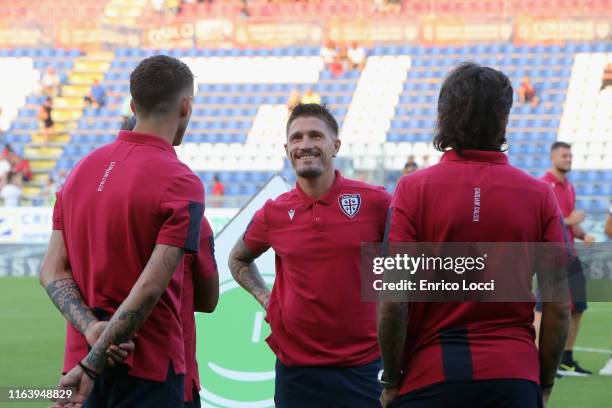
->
<box><xmin>0</xmin><ymin>0</ymin><xmax>609</xmax><ymax>239</ymax></box>
<box><xmin>137</xmin><ymin>0</ymin><xmax>612</xmax><ymax>23</ymax></box>
<box><xmin>2</xmin><ymin>42</ymin><xmax>611</xmax><ymax>221</ymax></box>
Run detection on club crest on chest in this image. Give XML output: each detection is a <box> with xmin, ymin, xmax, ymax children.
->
<box><xmin>338</xmin><ymin>193</ymin><xmax>361</xmax><ymax>218</ymax></box>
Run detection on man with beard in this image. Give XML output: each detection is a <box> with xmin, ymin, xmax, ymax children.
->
<box><xmin>42</xmin><ymin>55</ymin><xmax>205</xmax><ymax>407</ymax></box>
<box><xmin>535</xmin><ymin>141</ymin><xmax>595</xmax><ymax>377</ymax></box>
<box><xmin>228</xmin><ymin>103</ymin><xmax>391</xmax><ymax>407</ymax></box>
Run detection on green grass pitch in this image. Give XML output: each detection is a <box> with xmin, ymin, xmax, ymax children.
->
<box><xmin>0</xmin><ymin>277</ymin><xmax>610</xmax><ymax>407</ymax></box>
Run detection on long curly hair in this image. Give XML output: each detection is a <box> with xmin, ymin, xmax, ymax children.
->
<box><xmin>433</xmin><ymin>62</ymin><xmax>513</xmax><ymax>153</ymax></box>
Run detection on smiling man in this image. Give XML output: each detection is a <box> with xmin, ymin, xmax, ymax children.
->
<box><xmin>228</xmin><ymin>103</ymin><xmax>391</xmax><ymax>407</ymax></box>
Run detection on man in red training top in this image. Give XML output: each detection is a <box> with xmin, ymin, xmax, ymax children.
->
<box><xmin>42</xmin><ymin>55</ymin><xmax>205</xmax><ymax>407</ymax></box>
<box><xmin>536</xmin><ymin>141</ymin><xmax>595</xmax><ymax>377</ymax></box>
<box><xmin>379</xmin><ymin>63</ymin><xmax>570</xmax><ymax>408</ymax></box>
<box><xmin>229</xmin><ymin>103</ymin><xmax>391</xmax><ymax>407</ymax></box>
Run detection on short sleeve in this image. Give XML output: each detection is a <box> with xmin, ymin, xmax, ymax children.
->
<box><xmin>387</xmin><ymin>177</ymin><xmax>418</xmax><ymax>243</ymax></box>
<box><xmin>243</xmin><ymin>204</ymin><xmax>271</xmax><ymax>253</ymax></box>
<box><xmin>542</xmin><ymin>185</ymin><xmax>565</xmax><ymax>244</ymax></box>
<box><xmin>192</xmin><ymin>216</ymin><xmax>218</xmax><ymax>279</ymax></box>
<box><xmin>156</xmin><ymin>174</ymin><xmax>205</xmax><ymax>253</ymax></box>
<box><xmin>378</xmin><ymin>189</ymin><xmax>393</xmax><ymax>236</ymax></box>
<box><xmin>52</xmin><ymin>190</ymin><xmax>63</xmax><ymax>230</ymax></box>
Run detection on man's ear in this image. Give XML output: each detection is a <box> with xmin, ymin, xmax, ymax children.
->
<box><xmin>180</xmin><ymin>96</ymin><xmax>191</xmax><ymax>118</ymax></box>
<box><xmin>130</xmin><ymin>99</ymin><xmax>135</xmax><ymax>114</ymax></box>
<box><xmin>333</xmin><ymin>137</ymin><xmax>341</xmax><ymax>156</ymax></box>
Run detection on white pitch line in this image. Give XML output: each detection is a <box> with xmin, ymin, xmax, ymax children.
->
<box><xmin>574</xmin><ymin>346</ymin><xmax>611</xmax><ymax>354</ymax></box>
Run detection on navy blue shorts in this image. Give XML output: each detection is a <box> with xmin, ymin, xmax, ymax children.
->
<box><xmin>184</xmin><ymin>388</ymin><xmax>201</xmax><ymax>408</ymax></box>
<box><xmin>83</xmin><ymin>362</ymin><xmax>184</xmax><ymax>408</ymax></box>
<box><xmin>274</xmin><ymin>358</ymin><xmax>381</xmax><ymax>408</ymax></box>
<box><xmin>390</xmin><ymin>379</ymin><xmax>543</xmax><ymax>408</ymax></box>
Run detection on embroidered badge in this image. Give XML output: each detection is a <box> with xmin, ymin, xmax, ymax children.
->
<box><xmin>338</xmin><ymin>194</ymin><xmax>361</xmax><ymax>218</ymax></box>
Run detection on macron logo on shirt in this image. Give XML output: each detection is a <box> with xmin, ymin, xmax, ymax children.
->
<box><xmin>97</xmin><ymin>161</ymin><xmax>116</xmax><ymax>192</ymax></box>
<box><xmin>473</xmin><ymin>187</ymin><xmax>481</xmax><ymax>223</ymax></box>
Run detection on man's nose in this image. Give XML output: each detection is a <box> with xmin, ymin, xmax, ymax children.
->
<box><xmin>299</xmin><ymin>136</ymin><xmax>315</xmax><ymax>149</ymax></box>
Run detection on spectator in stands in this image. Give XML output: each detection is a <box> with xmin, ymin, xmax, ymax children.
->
<box><xmin>8</xmin><ymin>150</ymin><xmax>32</xmax><ymax>182</ymax></box>
<box><xmin>41</xmin><ymin>66</ymin><xmax>61</xmax><ymax>97</ymax></box>
<box><xmin>84</xmin><ymin>79</ymin><xmax>107</xmax><ymax>109</ymax></box>
<box><xmin>2</xmin><ymin>144</ymin><xmax>13</xmax><ymax>160</ymax></box>
<box><xmin>348</xmin><ymin>42</ymin><xmax>366</xmax><ymax>71</ymax></box>
<box><xmin>1</xmin><ymin>172</ymin><xmax>22</xmax><ymax>206</ymax></box>
<box><xmin>373</xmin><ymin>0</ymin><xmax>401</xmax><ymax>13</ymax></box>
<box><xmin>37</xmin><ymin>97</ymin><xmax>54</xmax><ymax>146</ymax></box>
<box><xmin>327</xmin><ymin>46</ymin><xmax>349</xmax><ymax>78</ymax></box>
<box><xmin>518</xmin><ymin>76</ymin><xmax>539</xmax><ymax>107</ymax></box>
<box><xmin>329</xmin><ymin>54</ymin><xmax>345</xmax><ymax>78</ymax></box>
<box><xmin>402</xmin><ymin>156</ymin><xmax>418</xmax><ymax>175</ymax></box>
<box><xmin>600</xmin><ymin>63</ymin><xmax>612</xmax><ymax>91</ymax></box>
<box><xmin>301</xmin><ymin>88</ymin><xmax>321</xmax><ymax>105</ymax></box>
<box><xmin>212</xmin><ymin>174</ymin><xmax>225</xmax><ymax>196</ymax></box>
<box><xmin>41</xmin><ymin>176</ymin><xmax>59</xmax><ymax>206</ymax></box>
<box><xmin>320</xmin><ymin>40</ymin><xmax>337</xmax><ymax>68</ymax></box>
<box><xmin>286</xmin><ymin>89</ymin><xmax>301</xmax><ymax>113</ymax></box>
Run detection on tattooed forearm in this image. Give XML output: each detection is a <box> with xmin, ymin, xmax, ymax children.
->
<box><xmin>229</xmin><ymin>239</ymin><xmax>269</xmax><ymax>307</ymax></box>
<box><xmin>45</xmin><ymin>277</ymin><xmax>97</xmax><ymax>334</ymax></box>
<box><xmin>378</xmin><ymin>302</ymin><xmax>408</xmax><ymax>386</ymax></box>
<box><xmin>82</xmin><ymin>244</ymin><xmax>184</xmax><ymax>372</ymax></box>
<box><xmin>85</xmin><ymin>300</ymin><xmax>154</xmax><ymax>372</ymax></box>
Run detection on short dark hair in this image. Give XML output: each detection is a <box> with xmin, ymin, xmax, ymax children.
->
<box><xmin>286</xmin><ymin>103</ymin><xmax>339</xmax><ymax>137</ymax></box>
<box><xmin>551</xmin><ymin>141</ymin><xmax>571</xmax><ymax>152</ymax></box>
<box><xmin>130</xmin><ymin>55</ymin><xmax>194</xmax><ymax>117</ymax></box>
<box><xmin>433</xmin><ymin>62</ymin><xmax>513</xmax><ymax>152</ymax></box>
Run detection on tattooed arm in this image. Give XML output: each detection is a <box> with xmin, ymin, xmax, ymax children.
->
<box><xmin>52</xmin><ymin>244</ymin><xmax>184</xmax><ymax>406</ymax></box>
<box><xmin>228</xmin><ymin>238</ymin><xmax>269</xmax><ymax>308</ymax></box>
<box><xmin>82</xmin><ymin>244</ymin><xmax>184</xmax><ymax>374</ymax></box>
<box><xmin>39</xmin><ymin>230</ymin><xmax>98</xmax><ymax>338</ymax></box>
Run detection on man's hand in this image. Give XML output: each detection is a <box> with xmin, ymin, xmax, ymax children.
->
<box><xmin>566</xmin><ymin>210</ymin><xmax>586</xmax><ymax>226</ymax></box>
<box><xmin>583</xmin><ymin>234</ymin><xmax>595</xmax><ymax>245</ymax></box>
<box><xmin>380</xmin><ymin>387</ymin><xmax>400</xmax><ymax>408</ymax></box>
<box><xmin>261</xmin><ymin>292</ymin><xmax>271</xmax><ymax>310</ymax></box>
<box><xmin>50</xmin><ymin>363</ymin><xmax>95</xmax><ymax>408</ymax></box>
<box><xmin>84</xmin><ymin>321</ymin><xmax>136</xmax><ymax>366</ymax></box>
